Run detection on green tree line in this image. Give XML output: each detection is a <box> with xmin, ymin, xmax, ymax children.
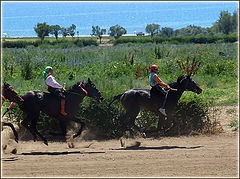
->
<box><xmin>33</xmin><ymin>10</ymin><xmax>237</xmax><ymax>42</ymax></box>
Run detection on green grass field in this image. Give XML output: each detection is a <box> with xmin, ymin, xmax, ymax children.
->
<box><xmin>1</xmin><ymin>40</ymin><xmax>238</xmax><ymax>136</ymax></box>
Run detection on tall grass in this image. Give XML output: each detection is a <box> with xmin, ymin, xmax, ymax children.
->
<box><xmin>2</xmin><ymin>42</ymin><xmax>238</xmax><ymax>137</ymax></box>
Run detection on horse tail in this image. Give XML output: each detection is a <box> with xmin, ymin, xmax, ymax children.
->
<box><xmin>108</xmin><ymin>93</ymin><xmax>124</xmax><ymax>108</ymax></box>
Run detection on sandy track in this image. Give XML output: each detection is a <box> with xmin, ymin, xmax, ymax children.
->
<box><xmin>1</xmin><ymin>132</ymin><xmax>238</xmax><ymax>178</ymax></box>
<box><xmin>1</xmin><ymin>105</ymin><xmax>239</xmax><ymax>177</ymax></box>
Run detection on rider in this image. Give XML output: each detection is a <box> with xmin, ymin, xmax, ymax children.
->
<box><xmin>42</xmin><ymin>66</ymin><xmax>67</xmax><ymax>116</ymax></box>
<box><xmin>149</xmin><ymin>64</ymin><xmax>171</xmax><ymax>116</ymax></box>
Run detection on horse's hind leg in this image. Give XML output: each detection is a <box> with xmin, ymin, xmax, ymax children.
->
<box><xmin>120</xmin><ymin>106</ymin><xmax>140</xmax><ymax>141</ymax></box>
<box><xmin>71</xmin><ymin>117</ymin><xmax>85</xmax><ymax>139</ymax></box>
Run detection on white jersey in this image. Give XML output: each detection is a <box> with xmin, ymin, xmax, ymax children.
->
<box><xmin>45</xmin><ymin>74</ymin><xmax>63</xmax><ymax>89</ymax></box>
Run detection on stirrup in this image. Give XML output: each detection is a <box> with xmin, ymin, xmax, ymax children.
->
<box><xmin>159</xmin><ymin>108</ymin><xmax>167</xmax><ymax>116</ymax></box>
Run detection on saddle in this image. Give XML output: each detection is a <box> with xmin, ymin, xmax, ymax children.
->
<box><xmin>35</xmin><ymin>91</ymin><xmax>45</xmax><ymax>100</ymax></box>
<box><xmin>150</xmin><ymin>85</ymin><xmax>167</xmax><ymax>105</ymax></box>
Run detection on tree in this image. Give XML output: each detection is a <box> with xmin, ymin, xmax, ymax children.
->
<box><xmin>215</xmin><ymin>10</ymin><xmax>238</xmax><ymax>35</ymax></box>
<box><xmin>108</xmin><ymin>24</ymin><xmax>127</xmax><ymax>39</ymax></box>
<box><xmin>91</xmin><ymin>26</ymin><xmax>106</xmax><ymax>44</ymax></box>
<box><xmin>68</xmin><ymin>24</ymin><xmax>77</xmax><ymax>38</ymax></box>
<box><xmin>218</xmin><ymin>11</ymin><xmax>232</xmax><ymax>34</ymax></box>
<box><xmin>34</xmin><ymin>22</ymin><xmax>50</xmax><ymax>40</ymax></box>
<box><xmin>174</xmin><ymin>25</ymin><xmax>208</xmax><ymax>36</ymax></box>
<box><xmin>61</xmin><ymin>27</ymin><xmax>69</xmax><ymax>38</ymax></box>
<box><xmin>145</xmin><ymin>23</ymin><xmax>160</xmax><ymax>37</ymax></box>
<box><xmin>50</xmin><ymin>25</ymin><xmax>61</xmax><ymax>39</ymax></box>
<box><xmin>160</xmin><ymin>27</ymin><xmax>174</xmax><ymax>37</ymax></box>
<box><xmin>231</xmin><ymin>10</ymin><xmax>238</xmax><ymax>33</ymax></box>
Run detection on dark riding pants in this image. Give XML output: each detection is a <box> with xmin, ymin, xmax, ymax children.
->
<box><xmin>48</xmin><ymin>87</ymin><xmax>66</xmax><ymax>99</ymax></box>
<box><xmin>150</xmin><ymin>85</ymin><xmax>168</xmax><ymax>108</ymax></box>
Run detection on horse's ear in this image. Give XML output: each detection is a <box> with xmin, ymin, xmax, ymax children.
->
<box><xmin>88</xmin><ymin>78</ymin><xmax>92</xmax><ymax>83</ymax></box>
<box><xmin>177</xmin><ymin>75</ymin><xmax>184</xmax><ymax>83</ymax></box>
<box><xmin>3</xmin><ymin>82</ymin><xmax>10</xmax><ymax>87</ymax></box>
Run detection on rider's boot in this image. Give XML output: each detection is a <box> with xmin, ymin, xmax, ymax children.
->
<box><xmin>159</xmin><ymin>108</ymin><xmax>167</xmax><ymax>116</ymax></box>
<box><xmin>60</xmin><ymin>99</ymin><xmax>67</xmax><ymax>116</ymax></box>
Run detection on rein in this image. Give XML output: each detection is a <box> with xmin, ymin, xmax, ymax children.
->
<box><xmin>2</xmin><ymin>95</ymin><xmax>6</xmax><ymax>101</ymax></box>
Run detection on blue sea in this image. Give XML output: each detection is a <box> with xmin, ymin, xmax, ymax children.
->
<box><xmin>2</xmin><ymin>1</ymin><xmax>238</xmax><ymax>37</ymax></box>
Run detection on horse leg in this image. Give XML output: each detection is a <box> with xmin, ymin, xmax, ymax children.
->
<box><xmin>119</xmin><ymin>107</ymin><xmax>141</xmax><ymax>148</ymax></box>
<box><xmin>71</xmin><ymin>117</ymin><xmax>85</xmax><ymax>139</ymax></box>
<box><xmin>2</xmin><ymin>122</ymin><xmax>19</xmax><ymax>143</ymax></box>
<box><xmin>21</xmin><ymin>114</ymin><xmax>38</xmax><ymax>142</ymax></box>
<box><xmin>156</xmin><ymin>114</ymin><xmax>167</xmax><ymax>131</ymax></box>
<box><xmin>29</xmin><ymin>112</ymin><xmax>48</xmax><ymax>146</ymax></box>
<box><xmin>163</xmin><ymin>116</ymin><xmax>177</xmax><ymax>136</ymax></box>
<box><xmin>59</xmin><ymin>119</ymin><xmax>67</xmax><ymax>136</ymax></box>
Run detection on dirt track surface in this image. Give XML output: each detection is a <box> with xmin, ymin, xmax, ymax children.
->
<box><xmin>1</xmin><ymin>132</ymin><xmax>238</xmax><ymax>178</ymax></box>
<box><xmin>1</xmin><ymin>105</ymin><xmax>239</xmax><ymax>178</ymax></box>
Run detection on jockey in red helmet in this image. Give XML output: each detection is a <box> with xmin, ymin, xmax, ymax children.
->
<box><xmin>149</xmin><ymin>64</ymin><xmax>171</xmax><ymax>116</ymax></box>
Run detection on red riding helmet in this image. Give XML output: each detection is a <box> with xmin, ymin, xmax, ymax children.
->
<box><xmin>150</xmin><ymin>65</ymin><xmax>158</xmax><ymax>72</ymax></box>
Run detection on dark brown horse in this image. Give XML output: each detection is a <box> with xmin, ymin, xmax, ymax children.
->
<box><xmin>108</xmin><ymin>74</ymin><xmax>202</xmax><ymax>136</ymax></box>
<box><xmin>1</xmin><ymin>82</ymin><xmax>24</xmax><ymax>143</ymax></box>
<box><xmin>13</xmin><ymin>78</ymin><xmax>103</xmax><ymax>145</ymax></box>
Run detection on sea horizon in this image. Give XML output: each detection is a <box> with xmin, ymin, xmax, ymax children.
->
<box><xmin>2</xmin><ymin>1</ymin><xmax>238</xmax><ymax>38</ymax></box>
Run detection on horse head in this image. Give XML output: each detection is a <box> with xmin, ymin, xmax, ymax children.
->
<box><xmin>177</xmin><ymin>75</ymin><xmax>202</xmax><ymax>94</ymax></box>
<box><xmin>71</xmin><ymin>78</ymin><xmax>103</xmax><ymax>102</ymax></box>
<box><xmin>2</xmin><ymin>82</ymin><xmax>24</xmax><ymax>105</ymax></box>
<box><xmin>83</xmin><ymin>78</ymin><xmax>104</xmax><ymax>102</ymax></box>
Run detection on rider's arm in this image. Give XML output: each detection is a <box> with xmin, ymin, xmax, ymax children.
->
<box><xmin>46</xmin><ymin>75</ymin><xmax>64</xmax><ymax>89</ymax></box>
<box><xmin>153</xmin><ymin>74</ymin><xmax>170</xmax><ymax>88</ymax></box>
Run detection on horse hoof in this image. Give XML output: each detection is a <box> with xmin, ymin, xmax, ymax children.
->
<box><xmin>73</xmin><ymin>134</ymin><xmax>79</xmax><ymax>139</ymax></box>
<box><xmin>142</xmin><ymin>133</ymin><xmax>146</xmax><ymax>138</ymax></box>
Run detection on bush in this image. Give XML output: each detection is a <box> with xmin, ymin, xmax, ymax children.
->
<box><xmin>171</xmin><ymin>94</ymin><xmax>212</xmax><ymax>135</ymax></box>
<box><xmin>3</xmin><ymin>41</ymin><xmax>32</xmax><ymax>48</ymax></box>
<box><xmin>2</xmin><ymin>38</ymin><xmax>98</xmax><ymax>49</ymax></box>
<box><xmin>113</xmin><ymin>34</ymin><xmax>238</xmax><ymax>45</ymax></box>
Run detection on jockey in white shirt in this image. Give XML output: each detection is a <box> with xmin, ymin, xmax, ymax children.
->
<box><xmin>42</xmin><ymin>66</ymin><xmax>67</xmax><ymax>116</ymax></box>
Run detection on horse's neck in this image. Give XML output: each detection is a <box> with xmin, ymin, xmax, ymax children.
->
<box><xmin>67</xmin><ymin>89</ymin><xmax>86</xmax><ymax>104</ymax></box>
<box><xmin>166</xmin><ymin>82</ymin><xmax>184</xmax><ymax>110</ymax></box>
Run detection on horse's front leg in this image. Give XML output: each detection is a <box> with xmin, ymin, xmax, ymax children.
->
<box><xmin>162</xmin><ymin>115</ymin><xmax>177</xmax><ymax>136</ymax></box>
<box><xmin>156</xmin><ymin>114</ymin><xmax>167</xmax><ymax>131</ymax></box>
<box><xmin>2</xmin><ymin>122</ymin><xmax>19</xmax><ymax>143</ymax></box>
<box><xmin>21</xmin><ymin>115</ymin><xmax>38</xmax><ymax>142</ymax></box>
<box><xmin>29</xmin><ymin>113</ymin><xmax>48</xmax><ymax>146</ymax></box>
<box><xmin>71</xmin><ymin>117</ymin><xmax>85</xmax><ymax>139</ymax></box>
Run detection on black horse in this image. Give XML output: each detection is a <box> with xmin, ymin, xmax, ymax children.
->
<box><xmin>13</xmin><ymin>78</ymin><xmax>103</xmax><ymax>145</ymax></box>
<box><xmin>1</xmin><ymin>82</ymin><xmax>24</xmax><ymax>143</ymax></box>
<box><xmin>108</xmin><ymin>74</ymin><xmax>202</xmax><ymax>136</ymax></box>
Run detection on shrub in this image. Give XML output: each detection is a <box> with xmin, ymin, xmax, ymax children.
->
<box><xmin>3</xmin><ymin>41</ymin><xmax>31</xmax><ymax>48</ymax></box>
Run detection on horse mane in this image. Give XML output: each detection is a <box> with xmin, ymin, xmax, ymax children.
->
<box><xmin>168</xmin><ymin>75</ymin><xmax>185</xmax><ymax>88</ymax></box>
<box><xmin>68</xmin><ymin>81</ymin><xmax>82</xmax><ymax>92</ymax></box>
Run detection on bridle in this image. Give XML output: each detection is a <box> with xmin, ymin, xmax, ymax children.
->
<box><xmin>2</xmin><ymin>94</ymin><xmax>6</xmax><ymax>101</ymax></box>
<box><xmin>65</xmin><ymin>82</ymin><xmax>88</xmax><ymax>97</ymax></box>
<box><xmin>78</xmin><ymin>82</ymin><xmax>88</xmax><ymax>96</ymax></box>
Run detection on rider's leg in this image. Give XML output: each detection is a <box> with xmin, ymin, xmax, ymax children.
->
<box><xmin>155</xmin><ymin>85</ymin><xmax>168</xmax><ymax>116</ymax></box>
<box><xmin>159</xmin><ymin>93</ymin><xmax>167</xmax><ymax>116</ymax></box>
<box><xmin>60</xmin><ymin>98</ymin><xmax>67</xmax><ymax>116</ymax></box>
<box><xmin>48</xmin><ymin>87</ymin><xmax>67</xmax><ymax>116</ymax></box>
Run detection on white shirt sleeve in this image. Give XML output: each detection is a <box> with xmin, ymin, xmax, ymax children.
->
<box><xmin>45</xmin><ymin>75</ymin><xmax>63</xmax><ymax>89</ymax></box>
